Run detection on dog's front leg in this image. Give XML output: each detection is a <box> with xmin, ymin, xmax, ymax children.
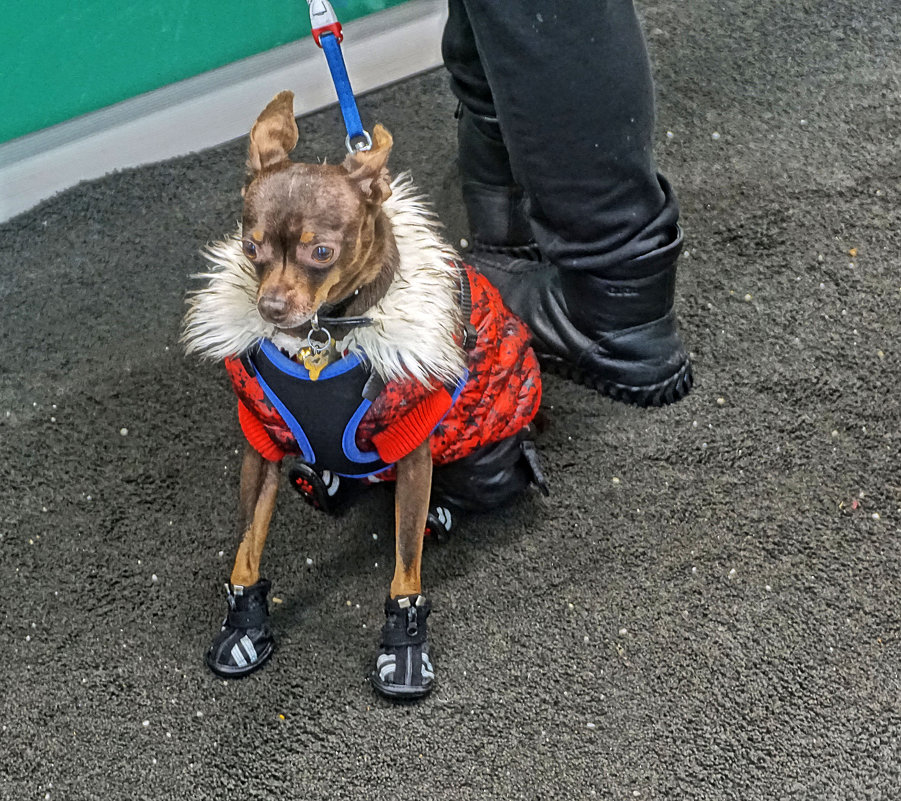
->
<box><xmin>372</xmin><ymin>440</ymin><xmax>436</xmax><ymax>698</ymax></box>
<box><xmin>206</xmin><ymin>443</ymin><xmax>280</xmax><ymax>677</ymax></box>
<box><xmin>232</xmin><ymin>443</ymin><xmax>281</xmax><ymax>587</ymax></box>
<box><xmin>390</xmin><ymin>440</ymin><xmax>433</xmax><ymax>598</ymax></box>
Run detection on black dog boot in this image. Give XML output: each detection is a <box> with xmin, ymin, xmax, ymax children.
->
<box><xmin>288</xmin><ymin>461</ymin><xmax>359</xmax><ymax>515</ymax></box>
<box><xmin>206</xmin><ymin>579</ymin><xmax>274</xmax><ymax>678</ymax></box>
<box><xmin>425</xmin><ymin>502</ymin><xmax>456</xmax><ymax>543</ymax></box>
<box><xmin>371</xmin><ymin>594</ymin><xmax>435</xmax><ymax>700</ymax></box>
<box><xmin>475</xmin><ymin>228</ymin><xmax>693</xmax><ymax>407</ymax></box>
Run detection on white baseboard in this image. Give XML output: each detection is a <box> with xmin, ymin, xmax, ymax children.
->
<box><xmin>0</xmin><ymin>0</ymin><xmax>447</xmax><ymax>223</ymax></box>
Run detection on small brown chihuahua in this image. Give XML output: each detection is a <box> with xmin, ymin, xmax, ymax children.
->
<box><xmin>183</xmin><ymin>91</ymin><xmax>544</xmax><ymax>699</ymax></box>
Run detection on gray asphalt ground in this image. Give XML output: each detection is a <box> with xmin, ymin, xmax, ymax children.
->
<box><xmin>2</xmin><ymin>1</ymin><xmax>900</xmax><ymax>798</ymax></box>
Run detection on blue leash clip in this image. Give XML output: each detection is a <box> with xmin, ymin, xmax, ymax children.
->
<box><xmin>308</xmin><ymin>0</ymin><xmax>372</xmax><ymax>153</ymax></box>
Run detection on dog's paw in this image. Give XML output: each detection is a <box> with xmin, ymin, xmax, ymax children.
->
<box><xmin>424</xmin><ymin>504</ymin><xmax>455</xmax><ymax>543</ymax></box>
<box><xmin>370</xmin><ymin>594</ymin><xmax>434</xmax><ymax>700</ymax></box>
<box><xmin>206</xmin><ymin>580</ymin><xmax>275</xmax><ymax>678</ymax></box>
<box><xmin>289</xmin><ymin>461</ymin><xmax>359</xmax><ymax>515</ymax></box>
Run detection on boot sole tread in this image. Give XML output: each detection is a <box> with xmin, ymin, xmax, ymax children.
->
<box><xmin>538</xmin><ymin>354</ymin><xmax>693</xmax><ymax>407</ymax></box>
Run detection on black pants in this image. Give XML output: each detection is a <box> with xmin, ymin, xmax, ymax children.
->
<box><xmin>442</xmin><ymin>0</ymin><xmax>679</xmax><ymax>271</ymax></box>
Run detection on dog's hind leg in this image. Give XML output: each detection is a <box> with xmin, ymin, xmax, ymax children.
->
<box><xmin>372</xmin><ymin>440</ymin><xmax>436</xmax><ymax>699</ymax></box>
<box><xmin>206</xmin><ymin>443</ymin><xmax>280</xmax><ymax>677</ymax></box>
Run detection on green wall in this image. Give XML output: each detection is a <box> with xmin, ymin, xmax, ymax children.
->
<box><xmin>2</xmin><ymin>0</ymin><xmax>407</xmax><ymax>143</ymax></box>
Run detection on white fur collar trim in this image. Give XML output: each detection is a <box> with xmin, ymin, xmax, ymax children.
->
<box><xmin>182</xmin><ymin>174</ymin><xmax>466</xmax><ymax>386</ymax></box>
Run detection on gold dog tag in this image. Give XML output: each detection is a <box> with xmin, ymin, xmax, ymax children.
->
<box><xmin>303</xmin><ymin>348</ymin><xmax>331</xmax><ymax>381</ymax></box>
<box><xmin>303</xmin><ymin>321</ymin><xmax>336</xmax><ymax>381</ymax></box>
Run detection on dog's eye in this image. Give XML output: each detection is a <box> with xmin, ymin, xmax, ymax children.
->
<box><xmin>311</xmin><ymin>245</ymin><xmax>335</xmax><ymax>263</ymax></box>
<box><xmin>242</xmin><ymin>240</ymin><xmax>258</xmax><ymax>259</ymax></box>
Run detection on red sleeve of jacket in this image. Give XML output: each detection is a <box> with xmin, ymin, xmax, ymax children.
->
<box><xmin>237</xmin><ymin>398</ymin><xmax>288</xmax><ymax>462</ymax></box>
<box><xmin>370</xmin><ymin>386</ymin><xmax>453</xmax><ymax>463</ymax></box>
<box><xmin>225</xmin><ymin>356</ymin><xmax>292</xmax><ymax>462</ymax></box>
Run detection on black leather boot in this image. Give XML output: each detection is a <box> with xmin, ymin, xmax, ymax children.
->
<box><xmin>456</xmin><ymin>106</ymin><xmax>692</xmax><ymax>406</ymax></box>
<box><xmin>456</xmin><ymin>106</ymin><xmax>535</xmax><ymax>254</ymax></box>
<box><xmin>475</xmin><ymin>229</ymin><xmax>693</xmax><ymax>407</ymax></box>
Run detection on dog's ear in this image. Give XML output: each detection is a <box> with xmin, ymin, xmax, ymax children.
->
<box><xmin>248</xmin><ymin>91</ymin><xmax>299</xmax><ymax>175</ymax></box>
<box><xmin>342</xmin><ymin>124</ymin><xmax>393</xmax><ymax>204</ymax></box>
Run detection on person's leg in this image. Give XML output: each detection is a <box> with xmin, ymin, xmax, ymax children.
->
<box><xmin>443</xmin><ymin>0</ymin><xmax>534</xmax><ymax>250</ymax></box>
<box><xmin>455</xmin><ymin>104</ymin><xmax>536</xmax><ymax>250</ymax></box>
<box><xmin>442</xmin><ymin>0</ymin><xmax>692</xmax><ymax>406</ymax></box>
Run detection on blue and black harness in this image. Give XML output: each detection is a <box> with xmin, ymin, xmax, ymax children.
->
<box><xmin>242</xmin><ymin>341</ymin><xmax>391</xmax><ymax>478</ymax></box>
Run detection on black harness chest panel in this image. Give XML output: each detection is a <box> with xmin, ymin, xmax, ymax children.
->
<box><xmin>244</xmin><ymin>339</ymin><xmax>390</xmax><ymax>477</ymax></box>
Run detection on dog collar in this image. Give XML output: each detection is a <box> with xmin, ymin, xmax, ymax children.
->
<box><xmin>314</xmin><ymin>310</ymin><xmax>373</xmax><ymax>328</ymax></box>
<box><xmin>313</xmin><ymin>292</ymin><xmax>374</xmax><ymax>329</ymax></box>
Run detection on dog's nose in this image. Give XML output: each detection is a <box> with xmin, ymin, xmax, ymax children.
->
<box><xmin>257</xmin><ymin>293</ymin><xmax>290</xmax><ymax>324</ymax></box>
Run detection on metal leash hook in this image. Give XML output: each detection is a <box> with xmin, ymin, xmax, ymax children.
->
<box><xmin>304</xmin><ymin>313</ymin><xmax>335</xmax><ymax>381</ymax></box>
<box><xmin>307</xmin><ymin>0</ymin><xmax>373</xmax><ymax>153</ymax></box>
<box><xmin>307</xmin><ymin>312</ymin><xmax>331</xmax><ymax>348</ymax></box>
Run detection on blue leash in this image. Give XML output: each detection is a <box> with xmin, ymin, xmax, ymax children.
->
<box><xmin>307</xmin><ymin>0</ymin><xmax>372</xmax><ymax>152</ymax></box>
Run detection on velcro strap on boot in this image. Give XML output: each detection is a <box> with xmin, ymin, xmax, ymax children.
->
<box><xmin>380</xmin><ymin>597</ymin><xmax>430</xmax><ymax>647</ymax></box>
<box><xmin>521</xmin><ymin>439</ymin><xmax>550</xmax><ymax>496</ymax></box>
<box><xmin>380</xmin><ymin>624</ymin><xmax>428</xmax><ymax>648</ymax></box>
<box><xmin>227</xmin><ymin>606</ymin><xmax>269</xmax><ymax>630</ymax></box>
<box><xmin>225</xmin><ymin>578</ymin><xmax>271</xmax><ymax>630</ymax></box>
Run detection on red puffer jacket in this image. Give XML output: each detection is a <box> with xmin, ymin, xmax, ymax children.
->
<box><xmin>225</xmin><ymin>265</ymin><xmax>541</xmax><ymax>470</ymax></box>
